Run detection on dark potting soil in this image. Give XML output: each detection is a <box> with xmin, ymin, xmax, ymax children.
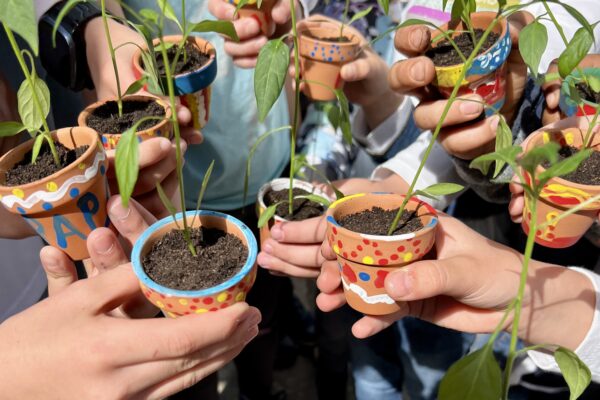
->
<box><xmin>304</xmin><ymin>32</ymin><xmax>352</xmax><ymax>43</ymax></box>
<box><xmin>4</xmin><ymin>142</ymin><xmax>88</xmax><ymax>186</ymax></box>
<box><xmin>86</xmin><ymin>99</ymin><xmax>165</xmax><ymax>134</ymax></box>
<box><xmin>143</xmin><ymin>227</ymin><xmax>248</xmax><ymax>291</ymax></box>
<box><xmin>576</xmin><ymin>82</ymin><xmax>600</xmax><ymax>104</ymax></box>
<box><xmin>154</xmin><ymin>42</ymin><xmax>211</xmax><ymax>76</ymax></box>
<box><xmin>339</xmin><ymin>207</ymin><xmax>424</xmax><ymax>236</ymax></box>
<box><xmin>426</xmin><ymin>29</ymin><xmax>500</xmax><ymax>67</ymax></box>
<box><xmin>542</xmin><ymin>146</ymin><xmax>600</xmax><ymax>186</ymax></box>
<box><xmin>264</xmin><ymin>188</ymin><xmax>325</xmax><ymax>221</ymax></box>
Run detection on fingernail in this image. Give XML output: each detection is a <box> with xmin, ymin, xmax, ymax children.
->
<box><xmin>262</xmin><ymin>242</ymin><xmax>273</xmax><ymax>254</ymax></box>
<box><xmin>460</xmin><ymin>100</ymin><xmax>483</xmax><ymax>116</ymax></box>
<box><xmin>270</xmin><ymin>225</ymin><xmax>284</xmax><ymax>241</ymax></box>
<box><xmin>410</xmin><ymin>28</ymin><xmax>425</xmax><ymax>49</ymax></box>
<box><xmin>243</xmin><ymin>326</ymin><xmax>259</xmax><ymax>343</ymax></box>
<box><xmin>343</xmin><ymin>64</ymin><xmax>356</xmax><ymax>80</ymax></box>
<box><xmin>257</xmin><ymin>253</ymin><xmax>271</xmax><ymax>268</ymax></box>
<box><xmin>109</xmin><ymin>201</ymin><xmax>131</xmax><ymax>221</ymax></box>
<box><xmin>93</xmin><ymin>234</ymin><xmax>114</xmax><ymax>255</ymax></box>
<box><xmin>409</xmin><ymin>63</ymin><xmax>425</xmax><ymax>82</ymax></box>
<box><xmin>386</xmin><ymin>270</ymin><xmax>412</xmax><ymax>299</ymax></box>
<box><xmin>159</xmin><ymin>138</ymin><xmax>171</xmax><ymax>151</ymax></box>
<box><xmin>546</xmin><ymin>91</ymin><xmax>558</xmax><ymax>107</ymax></box>
<box><xmin>489</xmin><ymin>115</ymin><xmax>501</xmax><ymax>131</ymax></box>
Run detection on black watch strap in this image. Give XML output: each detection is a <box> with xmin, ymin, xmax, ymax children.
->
<box><xmin>39</xmin><ymin>1</ymin><xmax>102</xmax><ymax>91</ymax></box>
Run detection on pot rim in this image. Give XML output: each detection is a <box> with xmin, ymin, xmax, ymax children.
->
<box><xmin>131</xmin><ymin>210</ymin><xmax>258</xmax><ymax>297</ymax></box>
<box><xmin>0</xmin><ymin>127</ymin><xmax>102</xmax><ymax>190</ymax></box>
<box><xmin>298</xmin><ymin>21</ymin><xmax>361</xmax><ymax>49</ymax></box>
<box><xmin>325</xmin><ymin>192</ymin><xmax>439</xmax><ymax>242</ymax></box>
<box><xmin>77</xmin><ymin>95</ymin><xmax>173</xmax><ymax>135</ymax></box>
<box><xmin>229</xmin><ymin>0</ymin><xmax>276</xmax><ymax>7</ymax></box>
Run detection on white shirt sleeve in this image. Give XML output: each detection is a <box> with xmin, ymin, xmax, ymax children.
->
<box><xmin>527</xmin><ymin>267</ymin><xmax>600</xmax><ymax>383</ymax></box>
<box><xmin>34</xmin><ymin>0</ymin><xmax>61</xmax><ymax>21</ymax></box>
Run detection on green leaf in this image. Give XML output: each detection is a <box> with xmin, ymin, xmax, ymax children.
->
<box><xmin>519</xmin><ymin>21</ymin><xmax>547</xmax><ymax>77</ymax></box>
<box><xmin>470</xmin><ymin>146</ymin><xmax>521</xmax><ymax>175</ymax></box>
<box><xmin>442</xmin><ymin>0</ymin><xmax>450</xmax><ymax>11</ymax></box>
<box><xmin>0</xmin><ymin>0</ymin><xmax>38</xmax><ymax>55</ymax></box>
<box><xmin>493</xmin><ymin>116</ymin><xmax>513</xmax><ymax>178</ymax></box>
<box><xmin>115</xmin><ymin>127</ymin><xmax>140</xmax><ymax>208</ymax></box>
<box><xmin>519</xmin><ymin>142</ymin><xmax>560</xmax><ymax>176</ymax></box>
<box><xmin>558</xmin><ymin>28</ymin><xmax>593</xmax><ymax>79</ymax></box>
<box><xmin>254</xmin><ymin>38</ymin><xmax>290</xmax><ymax>122</ymax></box>
<box><xmin>324</xmin><ymin>103</ymin><xmax>341</xmax><ymax>130</ymax></box>
<box><xmin>419</xmin><ymin>183</ymin><xmax>464</xmax><ymax>197</ymax></box>
<box><xmin>555</xmin><ymin>347</ymin><xmax>591</xmax><ymax>400</ymax></box>
<box><xmin>153</xmin><ymin>41</ymin><xmax>175</xmax><ymax>53</ymax></box>
<box><xmin>335</xmin><ymin>89</ymin><xmax>352</xmax><ymax>145</ymax></box>
<box><xmin>377</xmin><ymin>0</ymin><xmax>390</xmax><ymax>14</ymax></box>
<box><xmin>588</xmin><ymin>75</ymin><xmax>600</xmax><ymax>93</ymax></box>
<box><xmin>30</xmin><ymin>134</ymin><xmax>45</xmax><ymax>164</ymax></box>
<box><xmin>234</xmin><ymin>0</ymin><xmax>252</xmax><ymax>17</ymax></box>
<box><xmin>348</xmin><ymin>7</ymin><xmax>373</xmax><ymax>27</ymax></box>
<box><xmin>568</xmin><ymin>81</ymin><xmax>583</xmax><ymax>105</ymax></box>
<box><xmin>296</xmin><ymin>194</ymin><xmax>331</xmax><ymax>207</ymax></box>
<box><xmin>0</xmin><ymin>121</ymin><xmax>25</xmax><ymax>137</ymax></box>
<box><xmin>156</xmin><ymin>181</ymin><xmax>178</xmax><ymax>217</ymax></box>
<box><xmin>51</xmin><ymin>0</ymin><xmax>86</xmax><ymax>49</ymax></box>
<box><xmin>139</xmin><ymin>8</ymin><xmax>160</xmax><ymax>25</ymax></box>
<box><xmin>156</xmin><ymin>0</ymin><xmax>182</xmax><ymax>32</ymax></box>
<box><xmin>17</xmin><ymin>77</ymin><xmax>50</xmax><ymax>133</ymax></box>
<box><xmin>539</xmin><ymin>148</ymin><xmax>592</xmax><ymax>184</ymax></box>
<box><xmin>498</xmin><ymin>0</ymin><xmax>507</xmax><ymax>9</ymax></box>
<box><xmin>188</xmin><ymin>20</ymin><xmax>239</xmax><ymax>42</ymax></box>
<box><xmin>258</xmin><ymin>203</ymin><xmax>278</xmax><ymax>229</ymax></box>
<box><xmin>193</xmin><ymin>160</ymin><xmax>214</xmax><ymax>214</ymax></box>
<box><xmin>438</xmin><ymin>346</ymin><xmax>502</xmax><ymax>400</ymax></box>
<box><xmin>451</xmin><ymin>0</ymin><xmax>465</xmax><ymax>22</ymax></box>
<box><xmin>124</xmin><ymin>76</ymin><xmax>148</xmax><ymax>96</ymax></box>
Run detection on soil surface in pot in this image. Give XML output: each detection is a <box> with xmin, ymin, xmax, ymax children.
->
<box><xmin>542</xmin><ymin>146</ymin><xmax>600</xmax><ymax>185</ymax></box>
<box><xmin>304</xmin><ymin>32</ymin><xmax>352</xmax><ymax>43</ymax></box>
<box><xmin>339</xmin><ymin>207</ymin><xmax>424</xmax><ymax>236</ymax></box>
<box><xmin>86</xmin><ymin>99</ymin><xmax>165</xmax><ymax>134</ymax></box>
<box><xmin>576</xmin><ymin>82</ymin><xmax>600</xmax><ymax>104</ymax></box>
<box><xmin>5</xmin><ymin>142</ymin><xmax>88</xmax><ymax>186</ymax></box>
<box><xmin>264</xmin><ymin>188</ymin><xmax>325</xmax><ymax>221</ymax></box>
<box><xmin>426</xmin><ymin>29</ymin><xmax>500</xmax><ymax>67</ymax></box>
<box><xmin>154</xmin><ymin>42</ymin><xmax>211</xmax><ymax>76</ymax></box>
<box><xmin>143</xmin><ymin>227</ymin><xmax>248</xmax><ymax>291</ymax></box>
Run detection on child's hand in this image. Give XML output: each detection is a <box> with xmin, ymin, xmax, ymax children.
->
<box><xmin>509</xmin><ymin>175</ymin><xmax>525</xmax><ymax>223</ymax></box>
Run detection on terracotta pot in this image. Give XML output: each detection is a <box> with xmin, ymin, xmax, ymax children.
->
<box><xmin>132</xmin><ymin>210</ymin><xmax>258</xmax><ymax>318</ymax></box>
<box><xmin>431</xmin><ymin>12</ymin><xmax>511</xmax><ymax>115</ymax></box>
<box><xmin>256</xmin><ymin>178</ymin><xmax>331</xmax><ymax>246</ymax></box>
<box><xmin>132</xmin><ymin>35</ymin><xmax>217</xmax><ymax>130</ymax></box>
<box><xmin>325</xmin><ymin>193</ymin><xmax>439</xmax><ymax>315</ymax></box>
<box><xmin>227</xmin><ymin>0</ymin><xmax>277</xmax><ymax>37</ymax></box>
<box><xmin>0</xmin><ymin>127</ymin><xmax>109</xmax><ymax>260</ymax></box>
<box><xmin>521</xmin><ymin>127</ymin><xmax>600</xmax><ymax>248</ymax></box>
<box><xmin>559</xmin><ymin>68</ymin><xmax>600</xmax><ymax>117</ymax></box>
<box><xmin>78</xmin><ymin>95</ymin><xmax>173</xmax><ymax>150</ymax></box>
<box><xmin>298</xmin><ymin>22</ymin><xmax>361</xmax><ymax>101</ymax></box>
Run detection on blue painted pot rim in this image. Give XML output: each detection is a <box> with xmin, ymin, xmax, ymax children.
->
<box><xmin>560</xmin><ymin>67</ymin><xmax>600</xmax><ymax>117</ymax></box>
<box><xmin>131</xmin><ymin>210</ymin><xmax>258</xmax><ymax>298</ymax></box>
<box><xmin>170</xmin><ymin>54</ymin><xmax>218</xmax><ymax>95</ymax></box>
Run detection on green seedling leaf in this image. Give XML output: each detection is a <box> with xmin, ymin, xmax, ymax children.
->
<box><xmin>190</xmin><ymin>160</ymin><xmax>215</xmax><ymax>227</ymax></box>
<box><xmin>234</xmin><ymin>0</ymin><xmax>252</xmax><ymax>17</ymax></box>
<box><xmin>418</xmin><ymin>183</ymin><xmax>464</xmax><ymax>197</ymax></box>
<box><xmin>442</xmin><ymin>0</ymin><xmax>450</xmax><ymax>11</ymax></box>
<box><xmin>555</xmin><ymin>347</ymin><xmax>591</xmax><ymax>400</ymax></box>
<box><xmin>51</xmin><ymin>0</ymin><xmax>86</xmax><ymax>48</ymax></box>
<box><xmin>493</xmin><ymin>116</ymin><xmax>513</xmax><ymax>177</ymax></box>
<box><xmin>588</xmin><ymin>75</ymin><xmax>600</xmax><ymax>93</ymax></box>
<box><xmin>0</xmin><ymin>121</ymin><xmax>25</xmax><ymax>137</ymax></box>
<box><xmin>254</xmin><ymin>38</ymin><xmax>289</xmax><ymax>121</ymax></box>
<box><xmin>124</xmin><ymin>76</ymin><xmax>148</xmax><ymax>96</ymax></box>
<box><xmin>470</xmin><ymin>146</ymin><xmax>521</xmax><ymax>176</ymax></box>
<box><xmin>18</xmin><ymin>76</ymin><xmax>50</xmax><ymax>133</ymax></box>
<box><xmin>324</xmin><ymin>102</ymin><xmax>341</xmax><ymax>130</ymax></box>
<box><xmin>335</xmin><ymin>89</ymin><xmax>352</xmax><ymax>145</ymax></box>
<box><xmin>519</xmin><ymin>21</ymin><xmax>547</xmax><ymax>77</ymax></box>
<box><xmin>568</xmin><ymin>81</ymin><xmax>583</xmax><ymax>105</ymax></box>
<box><xmin>153</xmin><ymin>41</ymin><xmax>175</xmax><ymax>53</ymax></box>
<box><xmin>538</xmin><ymin>148</ymin><xmax>592</xmax><ymax>184</ymax></box>
<box><xmin>296</xmin><ymin>194</ymin><xmax>331</xmax><ymax>207</ymax></box>
<box><xmin>31</xmin><ymin>134</ymin><xmax>45</xmax><ymax>164</ymax></box>
<box><xmin>115</xmin><ymin>126</ymin><xmax>139</xmax><ymax>207</ymax></box>
<box><xmin>377</xmin><ymin>0</ymin><xmax>390</xmax><ymax>14</ymax></box>
<box><xmin>438</xmin><ymin>346</ymin><xmax>502</xmax><ymax>400</ymax></box>
<box><xmin>139</xmin><ymin>8</ymin><xmax>160</xmax><ymax>25</ymax></box>
<box><xmin>558</xmin><ymin>28</ymin><xmax>593</xmax><ymax>79</ymax></box>
<box><xmin>258</xmin><ymin>203</ymin><xmax>278</xmax><ymax>229</ymax></box>
<box><xmin>188</xmin><ymin>20</ymin><xmax>239</xmax><ymax>42</ymax></box>
<box><xmin>156</xmin><ymin>181</ymin><xmax>179</xmax><ymax>222</ymax></box>
<box><xmin>348</xmin><ymin>7</ymin><xmax>373</xmax><ymax>27</ymax></box>
<box><xmin>498</xmin><ymin>0</ymin><xmax>507</xmax><ymax>9</ymax></box>
<box><xmin>451</xmin><ymin>0</ymin><xmax>465</xmax><ymax>22</ymax></box>
<box><xmin>519</xmin><ymin>142</ymin><xmax>560</xmax><ymax>176</ymax></box>
<box><xmin>156</xmin><ymin>0</ymin><xmax>182</xmax><ymax>32</ymax></box>
<box><xmin>1</xmin><ymin>0</ymin><xmax>38</xmax><ymax>55</ymax></box>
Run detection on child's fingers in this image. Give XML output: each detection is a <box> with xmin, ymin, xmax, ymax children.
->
<box><xmin>40</xmin><ymin>246</ymin><xmax>78</xmax><ymax>296</ymax></box>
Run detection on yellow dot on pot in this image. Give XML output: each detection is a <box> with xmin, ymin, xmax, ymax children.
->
<box><xmin>46</xmin><ymin>182</ymin><xmax>58</xmax><ymax>192</ymax></box>
<box><xmin>542</xmin><ymin>131</ymin><xmax>550</xmax><ymax>143</ymax></box>
<box><xmin>156</xmin><ymin>300</ymin><xmax>165</xmax><ymax>309</ymax></box>
<box><xmin>12</xmin><ymin>188</ymin><xmax>24</xmax><ymax>199</ymax></box>
<box><xmin>217</xmin><ymin>292</ymin><xmax>228</xmax><ymax>303</ymax></box>
<box><xmin>362</xmin><ymin>256</ymin><xmax>374</xmax><ymax>265</ymax></box>
<box><xmin>235</xmin><ymin>292</ymin><xmax>246</xmax><ymax>302</ymax></box>
<box><xmin>178</xmin><ymin>299</ymin><xmax>188</xmax><ymax>306</ymax></box>
<box><xmin>403</xmin><ymin>253</ymin><xmax>413</xmax><ymax>262</ymax></box>
<box><xmin>78</xmin><ymin>163</ymin><xmax>86</xmax><ymax>170</ymax></box>
<box><xmin>565</xmin><ymin>132</ymin><xmax>574</xmax><ymax>145</ymax></box>
<box><xmin>333</xmin><ymin>244</ymin><xmax>340</xmax><ymax>254</ymax></box>
<box><xmin>195</xmin><ymin>308</ymin><xmax>208</xmax><ymax>314</ymax></box>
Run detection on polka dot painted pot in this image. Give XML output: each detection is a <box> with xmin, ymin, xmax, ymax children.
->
<box><xmin>431</xmin><ymin>12</ymin><xmax>511</xmax><ymax>116</ymax></box>
<box><xmin>521</xmin><ymin>127</ymin><xmax>600</xmax><ymax>249</ymax></box>
<box><xmin>326</xmin><ymin>193</ymin><xmax>438</xmax><ymax>315</ymax></box>
<box><xmin>132</xmin><ymin>210</ymin><xmax>258</xmax><ymax>318</ymax></box>
<box><xmin>559</xmin><ymin>68</ymin><xmax>600</xmax><ymax>117</ymax></box>
<box><xmin>227</xmin><ymin>0</ymin><xmax>277</xmax><ymax>37</ymax></box>
<box><xmin>78</xmin><ymin>95</ymin><xmax>173</xmax><ymax>150</ymax></box>
<box><xmin>0</xmin><ymin>127</ymin><xmax>110</xmax><ymax>260</ymax></box>
<box><xmin>298</xmin><ymin>22</ymin><xmax>360</xmax><ymax>101</ymax></box>
<box><xmin>132</xmin><ymin>35</ymin><xmax>217</xmax><ymax>130</ymax></box>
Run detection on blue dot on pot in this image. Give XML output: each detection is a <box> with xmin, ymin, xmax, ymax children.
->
<box><xmin>311</xmin><ymin>52</ymin><xmax>315</xmax><ymax>57</ymax></box>
<box><xmin>328</xmin><ymin>57</ymin><xmax>333</xmax><ymax>62</ymax></box>
<box><xmin>100</xmin><ymin>165</ymin><xmax>106</xmax><ymax>176</ymax></box>
<box><xmin>69</xmin><ymin>188</ymin><xmax>80</xmax><ymax>198</ymax></box>
<box><xmin>16</xmin><ymin>207</ymin><xmax>26</xmax><ymax>214</ymax></box>
<box><xmin>42</xmin><ymin>202</ymin><xmax>53</xmax><ymax>211</ymax></box>
<box><xmin>359</xmin><ymin>272</ymin><xmax>370</xmax><ymax>282</ymax></box>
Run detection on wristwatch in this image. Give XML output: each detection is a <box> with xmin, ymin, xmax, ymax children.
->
<box><xmin>39</xmin><ymin>1</ymin><xmax>102</xmax><ymax>91</ymax></box>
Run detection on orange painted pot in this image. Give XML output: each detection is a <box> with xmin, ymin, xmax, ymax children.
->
<box><xmin>132</xmin><ymin>35</ymin><xmax>217</xmax><ymax>130</ymax></box>
<box><xmin>326</xmin><ymin>193</ymin><xmax>439</xmax><ymax>315</ymax></box>
<box><xmin>132</xmin><ymin>210</ymin><xmax>258</xmax><ymax>318</ymax></box>
<box><xmin>227</xmin><ymin>0</ymin><xmax>277</xmax><ymax>37</ymax></box>
<box><xmin>521</xmin><ymin>127</ymin><xmax>600</xmax><ymax>248</ymax></box>
<box><xmin>78</xmin><ymin>95</ymin><xmax>173</xmax><ymax>150</ymax></box>
<box><xmin>0</xmin><ymin>127</ymin><xmax>109</xmax><ymax>260</ymax></box>
<box><xmin>298</xmin><ymin>22</ymin><xmax>360</xmax><ymax>101</ymax></box>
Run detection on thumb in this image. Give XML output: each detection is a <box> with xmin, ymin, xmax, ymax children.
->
<box><xmin>271</xmin><ymin>0</ymin><xmax>291</xmax><ymax>25</ymax></box>
<box><xmin>40</xmin><ymin>246</ymin><xmax>78</xmax><ymax>296</ymax></box>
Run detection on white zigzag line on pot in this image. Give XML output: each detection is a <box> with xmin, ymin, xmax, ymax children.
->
<box><xmin>341</xmin><ymin>276</ymin><xmax>395</xmax><ymax>305</ymax></box>
<box><xmin>1</xmin><ymin>151</ymin><xmax>106</xmax><ymax>209</ymax></box>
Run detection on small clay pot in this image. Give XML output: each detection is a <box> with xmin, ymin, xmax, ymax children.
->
<box><xmin>256</xmin><ymin>178</ymin><xmax>331</xmax><ymax>246</ymax></box>
<box><xmin>132</xmin><ymin>35</ymin><xmax>217</xmax><ymax>129</ymax></box>
<box><xmin>560</xmin><ymin>68</ymin><xmax>600</xmax><ymax>117</ymax></box>
<box><xmin>431</xmin><ymin>12</ymin><xmax>511</xmax><ymax>115</ymax></box>
<box><xmin>0</xmin><ymin>127</ymin><xmax>109</xmax><ymax>260</ymax></box>
<box><xmin>325</xmin><ymin>193</ymin><xmax>439</xmax><ymax>315</ymax></box>
<box><xmin>132</xmin><ymin>210</ymin><xmax>258</xmax><ymax>318</ymax></box>
<box><xmin>521</xmin><ymin>127</ymin><xmax>600</xmax><ymax>248</ymax></box>
<box><xmin>227</xmin><ymin>0</ymin><xmax>277</xmax><ymax>37</ymax></box>
<box><xmin>298</xmin><ymin>22</ymin><xmax>361</xmax><ymax>101</ymax></box>
<box><xmin>78</xmin><ymin>95</ymin><xmax>173</xmax><ymax>150</ymax></box>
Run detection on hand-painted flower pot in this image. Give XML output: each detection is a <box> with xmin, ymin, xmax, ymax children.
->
<box><xmin>227</xmin><ymin>0</ymin><xmax>276</xmax><ymax>37</ymax></box>
<box><xmin>521</xmin><ymin>127</ymin><xmax>600</xmax><ymax>248</ymax></box>
<box><xmin>78</xmin><ymin>95</ymin><xmax>173</xmax><ymax>150</ymax></box>
<box><xmin>0</xmin><ymin>127</ymin><xmax>110</xmax><ymax>260</ymax></box>
<box><xmin>132</xmin><ymin>210</ymin><xmax>258</xmax><ymax>318</ymax></box>
<box><xmin>559</xmin><ymin>68</ymin><xmax>600</xmax><ymax>117</ymax></box>
<box><xmin>298</xmin><ymin>22</ymin><xmax>361</xmax><ymax>101</ymax></box>
<box><xmin>325</xmin><ymin>193</ymin><xmax>438</xmax><ymax>315</ymax></box>
<box><xmin>257</xmin><ymin>177</ymin><xmax>331</xmax><ymax>246</ymax></box>
<box><xmin>132</xmin><ymin>35</ymin><xmax>217</xmax><ymax>130</ymax></box>
<box><xmin>431</xmin><ymin>12</ymin><xmax>511</xmax><ymax>115</ymax></box>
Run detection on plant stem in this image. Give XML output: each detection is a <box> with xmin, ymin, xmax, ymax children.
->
<box><xmin>3</xmin><ymin>24</ymin><xmax>60</xmax><ymax>166</ymax></box>
<box><xmin>584</xmin><ymin>105</ymin><xmax>600</xmax><ymax>147</ymax></box>
<box><xmin>100</xmin><ymin>0</ymin><xmax>123</xmax><ymax>116</ymax></box>
<box><xmin>289</xmin><ymin>0</ymin><xmax>301</xmax><ymax>216</ymax></box>
<box><xmin>340</xmin><ymin>0</ymin><xmax>350</xmax><ymax>38</ymax></box>
<box><xmin>387</xmin><ymin>16</ymin><xmax>502</xmax><ymax>235</ymax></box>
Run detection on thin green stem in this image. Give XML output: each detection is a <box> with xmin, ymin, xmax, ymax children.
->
<box><xmin>584</xmin><ymin>105</ymin><xmax>600</xmax><ymax>147</ymax></box>
<box><xmin>101</xmin><ymin>0</ymin><xmax>123</xmax><ymax>116</ymax></box>
<box><xmin>340</xmin><ymin>0</ymin><xmax>350</xmax><ymax>38</ymax></box>
<box><xmin>289</xmin><ymin>0</ymin><xmax>301</xmax><ymax>216</ymax></box>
